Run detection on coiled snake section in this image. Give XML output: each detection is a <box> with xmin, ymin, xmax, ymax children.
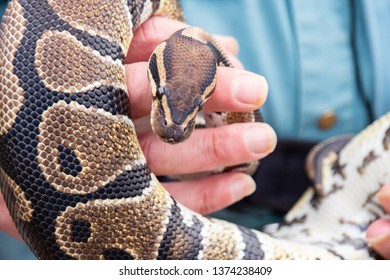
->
<box><xmin>0</xmin><ymin>0</ymin><xmax>389</xmax><ymax>259</ymax></box>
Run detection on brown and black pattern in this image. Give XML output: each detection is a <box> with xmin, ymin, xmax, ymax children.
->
<box><xmin>37</xmin><ymin>101</ymin><xmax>144</xmax><ymax>194</ymax></box>
<box><xmin>47</xmin><ymin>0</ymin><xmax>134</xmax><ymax>52</ymax></box>
<box><xmin>35</xmin><ymin>30</ymin><xmax>127</xmax><ymax>94</ymax></box>
<box><xmin>305</xmin><ymin>135</ymin><xmax>352</xmax><ymax>192</ymax></box>
<box><xmin>54</xmin><ymin>176</ymin><xmax>172</xmax><ymax>260</ymax></box>
<box><xmin>157</xmin><ymin>201</ymin><xmax>203</xmax><ymax>260</ymax></box>
<box><xmin>1</xmin><ymin>0</ymin><xmax>390</xmax><ymax>260</ymax></box>
<box><xmin>0</xmin><ymin>0</ymin><xmax>26</xmax><ymax>137</ymax></box>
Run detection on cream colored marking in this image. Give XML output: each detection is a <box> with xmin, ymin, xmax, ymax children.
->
<box><xmin>235</xmin><ymin>226</ymin><xmax>246</xmax><ymax>260</ymax></box>
<box><xmin>205</xmin><ymin>75</ymin><xmax>217</xmax><ymax>96</ymax></box>
<box><xmin>37</xmin><ymin>101</ymin><xmax>145</xmax><ymax>195</ymax></box>
<box><xmin>283</xmin><ymin>188</ymin><xmax>314</xmax><ymax>224</ymax></box>
<box><xmin>0</xmin><ymin>168</ymin><xmax>33</xmax><ymax>222</ymax></box>
<box><xmin>147</xmin><ymin>69</ymin><xmax>158</xmax><ymax>98</ymax></box>
<box><xmin>47</xmin><ymin>0</ymin><xmax>133</xmax><ymax>52</ymax></box>
<box><xmin>148</xmin><ymin>42</ymin><xmax>168</xmax><ymax>97</ymax></box>
<box><xmin>319</xmin><ymin>151</ymin><xmax>338</xmax><ymax>195</ymax></box>
<box><xmin>181</xmin><ymin>27</ymin><xmax>212</xmax><ymax>44</ymax></box>
<box><xmin>160</xmin><ymin>95</ymin><xmax>172</xmax><ymax>122</ymax></box>
<box><xmin>155</xmin><ymin>0</ymin><xmax>184</xmax><ymax>20</ymax></box>
<box><xmin>198</xmin><ymin>216</ymin><xmax>241</xmax><ymax>260</ymax></box>
<box><xmin>179</xmin><ymin>205</ymin><xmax>195</xmax><ymax>228</ymax></box>
<box><xmin>180</xmin><ymin>105</ymin><xmax>199</xmax><ymax>127</ymax></box>
<box><xmin>148</xmin><ymin>43</ymin><xmax>168</xmax><ymax>127</ymax></box>
<box><xmin>149</xmin><ymin>42</ymin><xmax>175</xmax><ymax>127</ymax></box>
<box><xmin>55</xmin><ymin>178</ymin><xmax>172</xmax><ymax>260</ymax></box>
<box><xmin>138</xmin><ymin>0</ymin><xmax>155</xmax><ymax>27</ymax></box>
<box><xmin>35</xmin><ymin>30</ymin><xmax>126</xmax><ymax>94</ymax></box>
<box><xmin>0</xmin><ymin>0</ymin><xmax>26</xmax><ymax>136</ymax></box>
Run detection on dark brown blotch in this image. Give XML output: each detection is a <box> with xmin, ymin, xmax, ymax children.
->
<box><xmin>357</xmin><ymin>151</ymin><xmax>378</xmax><ymax>175</ymax></box>
<box><xmin>383</xmin><ymin>126</ymin><xmax>390</xmax><ymax>150</ymax></box>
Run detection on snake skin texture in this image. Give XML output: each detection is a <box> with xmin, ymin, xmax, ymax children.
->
<box><xmin>0</xmin><ymin>0</ymin><xmax>389</xmax><ymax>260</ymax></box>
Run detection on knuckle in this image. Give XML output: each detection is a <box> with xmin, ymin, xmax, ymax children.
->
<box><xmin>207</xmin><ymin>127</ymin><xmax>233</xmax><ymax>166</ymax></box>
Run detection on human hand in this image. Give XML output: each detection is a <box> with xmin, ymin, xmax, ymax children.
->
<box><xmin>366</xmin><ymin>184</ymin><xmax>390</xmax><ymax>259</ymax></box>
<box><xmin>127</xmin><ymin>17</ymin><xmax>275</xmax><ymax>214</ymax></box>
<box><xmin>0</xmin><ymin>16</ymin><xmax>276</xmax><ymax>240</ymax></box>
<box><xmin>0</xmin><ymin>192</ymin><xmax>21</xmax><ymax>239</ymax></box>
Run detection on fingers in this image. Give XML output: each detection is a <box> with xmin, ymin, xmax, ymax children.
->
<box><xmin>139</xmin><ymin>122</ymin><xmax>276</xmax><ymax>176</ymax></box>
<box><xmin>376</xmin><ymin>184</ymin><xmax>390</xmax><ymax>214</ymax></box>
<box><xmin>206</xmin><ymin>68</ymin><xmax>267</xmax><ymax>112</ymax></box>
<box><xmin>213</xmin><ymin>35</ymin><xmax>243</xmax><ymax>68</ymax></box>
<box><xmin>126</xmin><ymin>62</ymin><xmax>268</xmax><ymax>119</ymax></box>
<box><xmin>214</xmin><ymin>35</ymin><xmax>240</xmax><ymax>56</ymax></box>
<box><xmin>366</xmin><ymin>219</ymin><xmax>390</xmax><ymax>259</ymax></box>
<box><xmin>366</xmin><ymin>185</ymin><xmax>390</xmax><ymax>259</ymax></box>
<box><xmin>0</xmin><ymin>193</ymin><xmax>22</xmax><ymax>240</ymax></box>
<box><xmin>126</xmin><ymin>17</ymin><xmax>188</xmax><ymax>63</ymax></box>
<box><xmin>164</xmin><ymin>172</ymin><xmax>256</xmax><ymax>215</ymax></box>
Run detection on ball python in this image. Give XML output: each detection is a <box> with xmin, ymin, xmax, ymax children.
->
<box><xmin>0</xmin><ymin>0</ymin><xmax>389</xmax><ymax>260</ymax></box>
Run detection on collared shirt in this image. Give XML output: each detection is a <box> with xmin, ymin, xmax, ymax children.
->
<box><xmin>182</xmin><ymin>0</ymin><xmax>390</xmax><ymax>141</ymax></box>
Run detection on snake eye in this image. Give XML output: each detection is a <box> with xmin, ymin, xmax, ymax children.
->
<box><xmin>156</xmin><ymin>86</ymin><xmax>165</xmax><ymax>100</ymax></box>
<box><xmin>198</xmin><ymin>100</ymin><xmax>204</xmax><ymax>111</ymax></box>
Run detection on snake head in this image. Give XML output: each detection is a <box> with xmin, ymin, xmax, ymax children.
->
<box><xmin>147</xmin><ymin>30</ymin><xmax>218</xmax><ymax>144</ymax></box>
<box><xmin>150</xmin><ymin>82</ymin><xmax>203</xmax><ymax>144</ymax></box>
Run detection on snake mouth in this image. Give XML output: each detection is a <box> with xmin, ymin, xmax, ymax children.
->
<box><xmin>157</xmin><ymin>120</ymin><xmax>194</xmax><ymax>144</ymax></box>
<box><xmin>151</xmin><ymin>100</ymin><xmax>196</xmax><ymax>144</ymax></box>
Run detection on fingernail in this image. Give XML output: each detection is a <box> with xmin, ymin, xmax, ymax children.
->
<box><xmin>244</xmin><ymin>124</ymin><xmax>276</xmax><ymax>155</ymax></box>
<box><xmin>231</xmin><ymin>175</ymin><xmax>256</xmax><ymax>201</ymax></box>
<box><xmin>232</xmin><ymin>73</ymin><xmax>267</xmax><ymax>107</ymax></box>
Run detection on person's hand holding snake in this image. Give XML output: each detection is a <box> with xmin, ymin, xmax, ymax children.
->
<box><xmin>0</xmin><ymin>17</ymin><xmax>276</xmax><ymax>241</ymax></box>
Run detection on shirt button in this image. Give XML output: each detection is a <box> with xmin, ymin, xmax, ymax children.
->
<box><xmin>318</xmin><ymin>111</ymin><xmax>337</xmax><ymax>130</ymax></box>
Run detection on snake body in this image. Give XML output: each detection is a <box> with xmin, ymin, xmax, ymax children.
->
<box><xmin>0</xmin><ymin>0</ymin><xmax>389</xmax><ymax>259</ymax></box>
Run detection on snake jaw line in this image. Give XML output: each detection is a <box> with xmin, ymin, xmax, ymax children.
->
<box><xmin>152</xmin><ymin>111</ymin><xmax>196</xmax><ymax>144</ymax></box>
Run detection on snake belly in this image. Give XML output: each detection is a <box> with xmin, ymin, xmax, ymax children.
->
<box><xmin>0</xmin><ymin>0</ymin><xmax>389</xmax><ymax>260</ymax></box>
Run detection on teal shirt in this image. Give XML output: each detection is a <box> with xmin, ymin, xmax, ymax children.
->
<box><xmin>182</xmin><ymin>0</ymin><xmax>390</xmax><ymax>141</ymax></box>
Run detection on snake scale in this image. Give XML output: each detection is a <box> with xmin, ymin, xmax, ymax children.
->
<box><xmin>0</xmin><ymin>0</ymin><xmax>389</xmax><ymax>260</ymax></box>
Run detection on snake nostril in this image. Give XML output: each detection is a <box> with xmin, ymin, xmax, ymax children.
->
<box><xmin>163</xmin><ymin>119</ymin><xmax>168</xmax><ymax>126</ymax></box>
